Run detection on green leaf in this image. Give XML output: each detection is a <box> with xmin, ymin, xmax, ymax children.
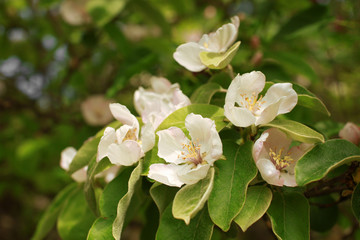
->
<box><xmin>31</xmin><ymin>183</ymin><xmax>78</xmax><ymax>240</ymax></box>
<box><xmin>208</xmin><ymin>141</ymin><xmax>258</xmax><ymax>231</ymax></box>
<box><xmin>87</xmin><ymin>217</ymin><xmax>113</xmax><ymax>240</ymax></box>
<box><xmin>261</xmin><ymin>119</ymin><xmax>325</xmax><ymax>144</ymax></box>
<box><xmin>156</xmin><ymin>104</ymin><xmax>226</xmax><ymax>133</ymax></box>
<box><xmin>267</xmin><ymin>192</ymin><xmax>310</xmax><ymax>240</ymax></box>
<box><xmin>209</xmin><ymin>72</ymin><xmax>232</xmax><ymax>89</ymax></box>
<box><xmin>295</xmin><ymin>139</ymin><xmax>360</xmax><ymax>186</ymax></box>
<box><xmin>57</xmin><ymin>188</ymin><xmax>97</xmax><ymax>240</ymax></box>
<box><xmin>309</xmin><ymin>196</ymin><xmax>338</xmax><ymax>232</ymax></box>
<box><xmin>156</xmin><ymin>204</ymin><xmax>214</xmax><ymax>240</ymax></box>
<box><xmin>352</xmin><ymin>183</ymin><xmax>360</xmax><ymax>221</ymax></box>
<box><xmin>86</xmin><ymin>0</ymin><xmax>127</xmax><ymax>27</ymax></box>
<box><xmin>274</xmin><ymin>4</ymin><xmax>329</xmax><ymax>39</ymax></box>
<box><xmin>99</xmin><ymin>167</ymin><xmax>134</xmax><ymax>218</ymax></box>
<box><xmin>190</xmin><ymin>83</ymin><xmax>223</xmax><ymax>104</ymax></box>
<box><xmin>69</xmin><ymin>136</ymin><xmax>101</xmax><ymax>174</ymax></box>
<box><xmin>150</xmin><ymin>183</ymin><xmax>179</xmax><ymax>215</ymax></box>
<box><xmin>142</xmin><ymin>146</ymin><xmax>165</xmax><ymax>175</ymax></box>
<box><xmin>199</xmin><ymin>41</ymin><xmax>241</xmax><ymax>70</ymax></box>
<box><xmin>112</xmin><ymin>161</ymin><xmax>143</xmax><ymax>240</ymax></box>
<box><xmin>234</xmin><ymin>186</ymin><xmax>273</xmax><ymax>232</ymax></box>
<box><xmin>95</xmin><ymin>121</ymin><xmax>122</xmax><ymax>138</ymax></box>
<box><xmin>173</xmin><ymin>168</ymin><xmax>215</xmax><ymax>224</ymax></box>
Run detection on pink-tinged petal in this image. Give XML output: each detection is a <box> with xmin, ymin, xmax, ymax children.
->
<box><xmin>224</xmin><ymin>102</ymin><xmax>256</xmax><ymax>127</ymax></box>
<box><xmin>141</xmin><ymin>123</ymin><xmax>155</xmax><ymax>153</ymax></box>
<box><xmin>150</xmin><ymin>76</ymin><xmax>172</xmax><ymax>93</ymax></box>
<box><xmin>280</xmin><ymin>172</ymin><xmax>297</xmax><ymax>187</ymax></box>
<box><xmin>254</xmin><ymin>100</ymin><xmax>282</xmax><ymax>126</ymax></box>
<box><xmin>97</xmin><ymin>127</ymin><xmax>116</xmax><ymax>162</ymax></box>
<box><xmin>109</xmin><ymin>103</ymin><xmax>139</xmax><ymax>131</ymax></box>
<box><xmin>261</xmin><ymin>83</ymin><xmax>298</xmax><ymax>115</ymax></box>
<box><xmin>107</xmin><ymin>141</ymin><xmax>143</xmax><ymax>166</ymax></box>
<box><xmin>177</xmin><ymin>164</ymin><xmax>211</xmax><ymax>185</ymax></box>
<box><xmin>185</xmin><ymin>113</ymin><xmax>222</xmax><ymax>164</ymax></box>
<box><xmin>71</xmin><ymin>166</ymin><xmax>88</xmax><ymax>182</ymax></box>
<box><xmin>148</xmin><ymin>163</ymin><xmax>184</xmax><ymax>187</ymax></box>
<box><xmin>256</xmin><ymin>158</ymin><xmax>283</xmax><ymax>186</ymax></box>
<box><xmin>157</xmin><ymin>127</ymin><xmax>189</xmax><ymax>164</ymax></box>
<box><xmin>60</xmin><ymin>146</ymin><xmax>77</xmax><ymax>170</ymax></box>
<box><xmin>173</xmin><ymin>42</ymin><xmax>207</xmax><ymax>72</ymax></box>
<box><xmin>252</xmin><ymin>131</ymin><xmax>270</xmax><ymax>162</ymax></box>
<box><xmin>225</xmin><ymin>71</ymin><xmax>265</xmax><ymax>104</ymax></box>
<box><xmin>260</xmin><ymin>128</ymin><xmax>292</xmax><ymax>154</ymax></box>
<box><xmin>172</xmin><ymin>88</ymin><xmax>191</xmax><ymax>109</ymax></box>
<box><xmin>339</xmin><ymin>122</ymin><xmax>360</xmax><ymax>145</ymax></box>
<box><xmin>289</xmin><ymin>143</ymin><xmax>314</xmax><ymax>161</ymax></box>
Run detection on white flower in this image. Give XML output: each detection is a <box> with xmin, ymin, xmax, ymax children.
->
<box><xmin>148</xmin><ymin>113</ymin><xmax>222</xmax><ymax>187</ymax></box>
<box><xmin>339</xmin><ymin>122</ymin><xmax>360</xmax><ymax>146</ymax></box>
<box><xmin>173</xmin><ymin>16</ymin><xmax>240</xmax><ymax>72</ymax></box>
<box><xmin>60</xmin><ymin>147</ymin><xmax>87</xmax><ymax>182</ymax></box>
<box><xmin>134</xmin><ymin>76</ymin><xmax>191</xmax><ymax>129</ymax></box>
<box><xmin>224</xmin><ymin>71</ymin><xmax>298</xmax><ymax>127</ymax></box>
<box><xmin>97</xmin><ymin>103</ymin><xmax>151</xmax><ymax>166</ymax></box>
<box><xmin>252</xmin><ymin>128</ymin><xmax>313</xmax><ymax>187</ymax></box>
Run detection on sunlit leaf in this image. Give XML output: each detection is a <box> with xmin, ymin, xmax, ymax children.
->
<box><xmin>190</xmin><ymin>83</ymin><xmax>223</xmax><ymax>104</ymax></box>
<box><xmin>87</xmin><ymin>217</ymin><xmax>113</xmax><ymax>240</ymax></box>
<box><xmin>150</xmin><ymin>183</ymin><xmax>179</xmax><ymax>215</ymax></box>
<box><xmin>295</xmin><ymin>139</ymin><xmax>360</xmax><ymax>186</ymax></box>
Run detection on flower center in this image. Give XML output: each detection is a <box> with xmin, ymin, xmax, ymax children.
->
<box><xmin>203</xmin><ymin>42</ymin><xmax>209</xmax><ymax>49</ymax></box>
<box><xmin>269</xmin><ymin>148</ymin><xmax>294</xmax><ymax>171</ymax></box>
<box><xmin>240</xmin><ymin>92</ymin><xmax>265</xmax><ymax>113</ymax></box>
<box><xmin>179</xmin><ymin>140</ymin><xmax>204</xmax><ymax>166</ymax></box>
<box><xmin>122</xmin><ymin>128</ymin><xmax>137</xmax><ymax>142</ymax></box>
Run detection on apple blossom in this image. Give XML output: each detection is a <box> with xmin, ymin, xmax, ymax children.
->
<box><xmin>97</xmin><ymin>103</ymin><xmax>153</xmax><ymax>166</ymax></box>
<box><xmin>224</xmin><ymin>71</ymin><xmax>298</xmax><ymax>127</ymax></box>
<box><xmin>173</xmin><ymin>16</ymin><xmax>240</xmax><ymax>72</ymax></box>
<box><xmin>60</xmin><ymin>147</ymin><xmax>87</xmax><ymax>182</ymax></box>
<box><xmin>148</xmin><ymin>113</ymin><xmax>222</xmax><ymax>187</ymax></box>
<box><xmin>339</xmin><ymin>122</ymin><xmax>360</xmax><ymax>146</ymax></box>
<box><xmin>252</xmin><ymin>128</ymin><xmax>313</xmax><ymax>187</ymax></box>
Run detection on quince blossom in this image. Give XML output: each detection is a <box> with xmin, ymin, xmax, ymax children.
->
<box><xmin>339</xmin><ymin>122</ymin><xmax>360</xmax><ymax>146</ymax></box>
<box><xmin>148</xmin><ymin>113</ymin><xmax>222</xmax><ymax>187</ymax></box>
<box><xmin>224</xmin><ymin>71</ymin><xmax>298</xmax><ymax>127</ymax></box>
<box><xmin>252</xmin><ymin>128</ymin><xmax>313</xmax><ymax>187</ymax></box>
<box><xmin>173</xmin><ymin>16</ymin><xmax>239</xmax><ymax>72</ymax></box>
<box><xmin>60</xmin><ymin>147</ymin><xmax>87</xmax><ymax>182</ymax></box>
<box><xmin>97</xmin><ymin>103</ymin><xmax>152</xmax><ymax>166</ymax></box>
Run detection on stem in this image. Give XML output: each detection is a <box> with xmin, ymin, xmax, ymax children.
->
<box><xmin>227</xmin><ymin>64</ymin><xmax>235</xmax><ymax>79</ymax></box>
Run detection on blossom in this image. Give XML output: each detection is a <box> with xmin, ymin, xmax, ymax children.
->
<box><xmin>81</xmin><ymin>95</ymin><xmax>113</xmax><ymax>126</ymax></box>
<box><xmin>134</xmin><ymin>76</ymin><xmax>191</xmax><ymax>129</ymax></box>
<box><xmin>252</xmin><ymin>128</ymin><xmax>313</xmax><ymax>187</ymax></box>
<box><xmin>224</xmin><ymin>71</ymin><xmax>298</xmax><ymax>127</ymax></box>
<box><xmin>97</xmin><ymin>103</ymin><xmax>152</xmax><ymax>166</ymax></box>
<box><xmin>60</xmin><ymin>147</ymin><xmax>87</xmax><ymax>182</ymax></box>
<box><xmin>173</xmin><ymin>16</ymin><xmax>240</xmax><ymax>72</ymax></box>
<box><xmin>148</xmin><ymin>113</ymin><xmax>222</xmax><ymax>187</ymax></box>
<box><xmin>339</xmin><ymin>122</ymin><xmax>360</xmax><ymax>146</ymax></box>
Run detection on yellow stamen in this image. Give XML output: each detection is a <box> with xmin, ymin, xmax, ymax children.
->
<box><xmin>269</xmin><ymin>148</ymin><xmax>293</xmax><ymax>170</ymax></box>
<box><xmin>180</xmin><ymin>140</ymin><xmax>204</xmax><ymax>166</ymax></box>
<box><xmin>240</xmin><ymin>92</ymin><xmax>266</xmax><ymax>112</ymax></box>
<box><xmin>203</xmin><ymin>42</ymin><xmax>209</xmax><ymax>49</ymax></box>
<box><xmin>122</xmin><ymin>128</ymin><xmax>137</xmax><ymax>142</ymax></box>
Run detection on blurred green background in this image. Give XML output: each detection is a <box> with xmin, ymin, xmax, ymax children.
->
<box><xmin>0</xmin><ymin>0</ymin><xmax>359</xmax><ymax>239</ymax></box>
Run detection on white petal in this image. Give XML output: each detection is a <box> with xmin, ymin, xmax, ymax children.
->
<box><xmin>148</xmin><ymin>163</ymin><xmax>184</xmax><ymax>187</ymax></box>
<box><xmin>206</xmin><ymin>21</ymin><xmax>238</xmax><ymax>52</ymax></box>
<box><xmin>254</xmin><ymin>99</ymin><xmax>282</xmax><ymax>126</ymax></box>
<box><xmin>109</xmin><ymin>103</ymin><xmax>139</xmax><ymax>131</ymax></box>
<box><xmin>141</xmin><ymin>123</ymin><xmax>155</xmax><ymax>153</ymax></box>
<box><xmin>260</xmin><ymin>128</ymin><xmax>292</xmax><ymax>153</ymax></box>
<box><xmin>231</xmin><ymin>16</ymin><xmax>240</xmax><ymax>29</ymax></box>
<box><xmin>97</xmin><ymin>127</ymin><xmax>116</xmax><ymax>162</ymax></box>
<box><xmin>252</xmin><ymin>131</ymin><xmax>270</xmax><ymax>163</ymax></box>
<box><xmin>261</xmin><ymin>83</ymin><xmax>298</xmax><ymax>115</ymax></box>
<box><xmin>224</xmin><ymin>102</ymin><xmax>256</xmax><ymax>127</ymax></box>
<box><xmin>173</xmin><ymin>42</ymin><xmax>207</xmax><ymax>72</ymax></box>
<box><xmin>60</xmin><ymin>147</ymin><xmax>77</xmax><ymax>171</ymax></box>
<box><xmin>225</xmin><ymin>71</ymin><xmax>265</xmax><ymax>104</ymax></box>
<box><xmin>256</xmin><ymin>158</ymin><xmax>283</xmax><ymax>186</ymax></box>
<box><xmin>185</xmin><ymin>113</ymin><xmax>222</xmax><ymax>164</ymax></box>
<box><xmin>280</xmin><ymin>172</ymin><xmax>297</xmax><ymax>187</ymax></box>
<box><xmin>95</xmin><ymin>165</ymin><xmax>120</xmax><ymax>183</ymax></box>
<box><xmin>150</xmin><ymin>76</ymin><xmax>172</xmax><ymax>93</ymax></box>
<box><xmin>157</xmin><ymin>127</ymin><xmax>189</xmax><ymax>164</ymax></box>
<box><xmin>339</xmin><ymin>122</ymin><xmax>360</xmax><ymax>145</ymax></box>
<box><xmin>71</xmin><ymin>166</ymin><xmax>88</xmax><ymax>182</ymax></box>
<box><xmin>177</xmin><ymin>164</ymin><xmax>211</xmax><ymax>185</ymax></box>
<box><xmin>172</xmin><ymin>88</ymin><xmax>191</xmax><ymax>109</ymax></box>
<box><xmin>107</xmin><ymin>141</ymin><xmax>144</xmax><ymax>166</ymax></box>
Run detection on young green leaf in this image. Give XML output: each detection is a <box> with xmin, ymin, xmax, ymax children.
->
<box><xmin>112</xmin><ymin>161</ymin><xmax>143</xmax><ymax>240</ymax></box>
<box><xmin>295</xmin><ymin>139</ymin><xmax>360</xmax><ymax>186</ymax></box>
<box><xmin>150</xmin><ymin>183</ymin><xmax>179</xmax><ymax>215</ymax></box>
<box><xmin>172</xmin><ymin>168</ymin><xmax>214</xmax><ymax>224</ymax></box>
<box><xmin>261</xmin><ymin>119</ymin><xmax>325</xmax><ymax>143</ymax></box>
<box><xmin>142</xmin><ymin>146</ymin><xmax>165</xmax><ymax>175</ymax></box>
<box><xmin>190</xmin><ymin>83</ymin><xmax>223</xmax><ymax>104</ymax></box>
<box><xmin>208</xmin><ymin>141</ymin><xmax>258</xmax><ymax>231</ymax></box>
<box><xmin>352</xmin><ymin>183</ymin><xmax>360</xmax><ymax>221</ymax></box>
<box><xmin>31</xmin><ymin>183</ymin><xmax>78</xmax><ymax>240</ymax></box>
<box><xmin>156</xmin><ymin>204</ymin><xmax>214</xmax><ymax>240</ymax></box>
<box><xmin>234</xmin><ymin>186</ymin><xmax>272</xmax><ymax>232</ymax></box>
<box><xmin>87</xmin><ymin>217</ymin><xmax>113</xmax><ymax>240</ymax></box>
<box><xmin>199</xmin><ymin>41</ymin><xmax>241</xmax><ymax>70</ymax></box>
<box><xmin>267</xmin><ymin>192</ymin><xmax>310</xmax><ymax>240</ymax></box>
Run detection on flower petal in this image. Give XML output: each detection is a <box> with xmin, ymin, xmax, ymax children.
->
<box><xmin>177</xmin><ymin>164</ymin><xmax>211</xmax><ymax>185</ymax></box>
<box><xmin>252</xmin><ymin>131</ymin><xmax>270</xmax><ymax>163</ymax></box>
<box><xmin>150</xmin><ymin>76</ymin><xmax>172</xmax><ymax>93</ymax></box>
<box><xmin>107</xmin><ymin>140</ymin><xmax>143</xmax><ymax>166</ymax></box>
<box><xmin>339</xmin><ymin>122</ymin><xmax>360</xmax><ymax>146</ymax></box>
<box><xmin>71</xmin><ymin>166</ymin><xmax>88</xmax><ymax>182</ymax></box>
<box><xmin>224</xmin><ymin>102</ymin><xmax>256</xmax><ymax>127</ymax></box>
<box><xmin>60</xmin><ymin>147</ymin><xmax>77</xmax><ymax>171</ymax></box>
<box><xmin>97</xmin><ymin>127</ymin><xmax>116</xmax><ymax>162</ymax></box>
<box><xmin>109</xmin><ymin>103</ymin><xmax>139</xmax><ymax>131</ymax></box>
<box><xmin>148</xmin><ymin>163</ymin><xmax>184</xmax><ymax>187</ymax></box>
<box><xmin>256</xmin><ymin>158</ymin><xmax>283</xmax><ymax>186</ymax></box>
<box><xmin>280</xmin><ymin>172</ymin><xmax>297</xmax><ymax>187</ymax></box>
<box><xmin>141</xmin><ymin>122</ymin><xmax>155</xmax><ymax>153</ymax></box>
<box><xmin>157</xmin><ymin>127</ymin><xmax>189</xmax><ymax>164</ymax></box>
<box><xmin>260</xmin><ymin>128</ymin><xmax>292</xmax><ymax>154</ymax></box>
<box><xmin>261</xmin><ymin>83</ymin><xmax>298</xmax><ymax>115</ymax></box>
<box><xmin>173</xmin><ymin>42</ymin><xmax>207</xmax><ymax>72</ymax></box>
<box><xmin>254</xmin><ymin>99</ymin><xmax>282</xmax><ymax>126</ymax></box>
